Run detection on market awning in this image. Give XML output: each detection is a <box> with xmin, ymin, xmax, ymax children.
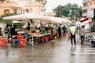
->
<box><xmin>3</xmin><ymin>13</ymin><xmax>71</xmax><ymax>24</ymax></box>
<box><xmin>80</xmin><ymin>17</ymin><xmax>88</xmax><ymax>22</ymax></box>
<box><xmin>3</xmin><ymin>13</ymin><xmax>45</xmax><ymax>20</ymax></box>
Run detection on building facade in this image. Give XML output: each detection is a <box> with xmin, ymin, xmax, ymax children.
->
<box><xmin>0</xmin><ymin>0</ymin><xmax>46</xmax><ymax>16</ymax></box>
<box><xmin>83</xmin><ymin>0</ymin><xmax>89</xmax><ymax>17</ymax></box>
<box><xmin>83</xmin><ymin>0</ymin><xmax>95</xmax><ymax>17</ymax></box>
<box><xmin>83</xmin><ymin>0</ymin><xmax>95</xmax><ymax>32</ymax></box>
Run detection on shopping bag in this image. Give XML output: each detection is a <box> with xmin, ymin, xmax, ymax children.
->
<box><xmin>67</xmin><ymin>33</ymin><xmax>71</xmax><ymax>40</ymax></box>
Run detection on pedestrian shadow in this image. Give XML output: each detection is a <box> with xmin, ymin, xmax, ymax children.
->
<box><xmin>71</xmin><ymin>45</ymin><xmax>76</xmax><ymax>55</ymax></box>
<box><xmin>71</xmin><ymin>45</ymin><xmax>76</xmax><ymax>52</ymax></box>
<box><xmin>50</xmin><ymin>40</ymin><xmax>55</xmax><ymax>48</ymax></box>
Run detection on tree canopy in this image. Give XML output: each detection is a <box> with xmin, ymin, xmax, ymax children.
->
<box><xmin>53</xmin><ymin>3</ymin><xmax>82</xmax><ymax>20</ymax></box>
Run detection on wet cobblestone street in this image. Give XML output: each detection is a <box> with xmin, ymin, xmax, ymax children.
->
<box><xmin>0</xmin><ymin>36</ymin><xmax>95</xmax><ymax>63</ymax></box>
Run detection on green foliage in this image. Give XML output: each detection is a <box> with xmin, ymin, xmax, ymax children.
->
<box><xmin>53</xmin><ymin>3</ymin><xmax>82</xmax><ymax>20</ymax></box>
<box><xmin>4</xmin><ymin>20</ymin><xmax>12</xmax><ymax>26</ymax></box>
<box><xmin>0</xmin><ymin>13</ymin><xmax>17</xmax><ymax>26</ymax></box>
<box><xmin>1</xmin><ymin>13</ymin><xmax>16</xmax><ymax>17</ymax></box>
<box><xmin>0</xmin><ymin>17</ymin><xmax>12</xmax><ymax>26</ymax></box>
<box><xmin>13</xmin><ymin>23</ymin><xmax>24</xmax><ymax>29</ymax></box>
<box><xmin>40</xmin><ymin>30</ymin><xmax>48</xmax><ymax>35</ymax></box>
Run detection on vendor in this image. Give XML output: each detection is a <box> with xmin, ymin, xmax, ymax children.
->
<box><xmin>51</xmin><ymin>27</ymin><xmax>57</xmax><ymax>39</ymax></box>
<box><xmin>10</xmin><ymin>26</ymin><xmax>17</xmax><ymax>37</ymax></box>
<box><xmin>35</xmin><ymin>27</ymin><xmax>40</xmax><ymax>33</ymax></box>
<box><xmin>26</xmin><ymin>22</ymin><xmax>30</xmax><ymax>31</ymax></box>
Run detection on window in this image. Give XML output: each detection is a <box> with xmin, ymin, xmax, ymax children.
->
<box><xmin>26</xmin><ymin>9</ymin><xmax>29</xmax><ymax>13</ymax></box>
<box><xmin>32</xmin><ymin>0</ymin><xmax>36</xmax><ymax>3</ymax></box>
<box><xmin>30</xmin><ymin>8</ymin><xmax>32</xmax><ymax>13</ymax></box>
<box><xmin>14</xmin><ymin>9</ymin><xmax>17</xmax><ymax>14</ymax></box>
<box><xmin>4</xmin><ymin>9</ymin><xmax>9</xmax><ymax>14</ymax></box>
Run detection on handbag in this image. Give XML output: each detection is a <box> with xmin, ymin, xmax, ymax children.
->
<box><xmin>67</xmin><ymin>33</ymin><xmax>71</xmax><ymax>40</ymax></box>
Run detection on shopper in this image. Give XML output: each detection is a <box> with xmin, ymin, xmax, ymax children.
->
<box><xmin>79</xmin><ymin>25</ymin><xmax>85</xmax><ymax>45</ymax></box>
<box><xmin>57</xmin><ymin>26</ymin><xmax>61</xmax><ymax>38</ymax></box>
<box><xmin>69</xmin><ymin>24</ymin><xmax>77</xmax><ymax>45</ymax></box>
<box><xmin>63</xmin><ymin>25</ymin><xmax>66</xmax><ymax>34</ymax></box>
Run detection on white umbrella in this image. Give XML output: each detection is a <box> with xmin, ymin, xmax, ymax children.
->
<box><xmin>46</xmin><ymin>16</ymin><xmax>63</xmax><ymax>24</ymax></box>
<box><xmin>3</xmin><ymin>13</ymin><xmax>71</xmax><ymax>24</ymax></box>
<box><xmin>3</xmin><ymin>13</ymin><xmax>52</xmax><ymax>24</ymax></box>
<box><xmin>62</xmin><ymin>18</ymin><xmax>71</xmax><ymax>24</ymax></box>
<box><xmin>3</xmin><ymin>13</ymin><xmax>43</xmax><ymax>20</ymax></box>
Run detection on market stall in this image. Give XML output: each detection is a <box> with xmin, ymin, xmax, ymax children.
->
<box><xmin>3</xmin><ymin>13</ymin><xmax>71</xmax><ymax>47</ymax></box>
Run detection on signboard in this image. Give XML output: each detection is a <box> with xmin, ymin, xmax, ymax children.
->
<box><xmin>87</xmin><ymin>1</ymin><xmax>95</xmax><ymax>17</ymax></box>
<box><xmin>88</xmin><ymin>17</ymin><xmax>92</xmax><ymax>24</ymax></box>
<box><xmin>87</xmin><ymin>7</ymin><xmax>94</xmax><ymax>17</ymax></box>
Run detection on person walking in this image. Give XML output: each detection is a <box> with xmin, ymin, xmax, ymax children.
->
<box><xmin>57</xmin><ymin>26</ymin><xmax>61</xmax><ymax>38</ymax></box>
<box><xmin>79</xmin><ymin>25</ymin><xmax>85</xmax><ymax>45</ymax></box>
<box><xmin>69</xmin><ymin>24</ymin><xmax>77</xmax><ymax>45</ymax></box>
<box><xmin>63</xmin><ymin>25</ymin><xmax>66</xmax><ymax>34</ymax></box>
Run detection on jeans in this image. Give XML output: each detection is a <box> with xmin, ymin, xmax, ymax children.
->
<box><xmin>80</xmin><ymin>36</ymin><xmax>84</xmax><ymax>44</ymax></box>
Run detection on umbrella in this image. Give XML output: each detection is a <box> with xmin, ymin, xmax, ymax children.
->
<box><xmin>3</xmin><ymin>13</ymin><xmax>70</xmax><ymax>24</ymax></box>
<box><xmin>46</xmin><ymin>17</ymin><xmax>63</xmax><ymax>24</ymax></box>
<box><xmin>61</xmin><ymin>18</ymin><xmax>71</xmax><ymax>24</ymax></box>
<box><xmin>3</xmin><ymin>13</ymin><xmax>44</xmax><ymax>20</ymax></box>
<box><xmin>3</xmin><ymin>13</ymin><xmax>56</xmax><ymax>24</ymax></box>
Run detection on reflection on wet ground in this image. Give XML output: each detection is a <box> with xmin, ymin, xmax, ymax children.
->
<box><xmin>0</xmin><ymin>36</ymin><xmax>95</xmax><ymax>63</ymax></box>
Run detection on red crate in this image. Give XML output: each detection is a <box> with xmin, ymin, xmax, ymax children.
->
<box><xmin>17</xmin><ymin>35</ymin><xmax>24</xmax><ymax>40</ymax></box>
<box><xmin>41</xmin><ymin>37</ymin><xmax>44</xmax><ymax>43</ymax></box>
<box><xmin>49</xmin><ymin>35</ymin><xmax>52</xmax><ymax>40</ymax></box>
<box><xmin>8</xmin><ymin>38</ymin><xmax>12</xmax><ymax>43</ymax></box>
<box><xmin>19</xmin><ymin>38</ymin><xmax>26</xmax><ymax>47</ymax></box>
<box><xmin>0</xmin><ymin>38</ymin><xmax>6</xmax><ymax>47</ymax></box>
<box><xmin>45</xmin><ymin>36</ymin><xmax>49</xmax><ymax>42</ymax></box>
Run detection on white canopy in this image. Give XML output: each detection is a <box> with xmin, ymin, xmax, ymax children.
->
<box><xmin>3</xmin><ymin>13</ymin><xmax>71</xmax><ymax>24</ymax></box>
<box><xmin>46</xmin><ymin>16</ymin><xmax>71</xmax><ymax>24</ymax></box>
<box><xmin>3</xmin><ymin>13</ymin><xmax>46</xmax><ymax>20</ymax></box>
<box><xmin>46</xmin><ymin>16</ymin><xmax>63</xmax><ymax>24</ymax></box>
<box><xmin>62</xmin><ymin>18</ymin><xmax>71</xmax><ymax>24</ymax></box>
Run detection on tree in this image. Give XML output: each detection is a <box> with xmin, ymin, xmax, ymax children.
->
<box><xmin>53</xmin><ymin>3</ymin><xmax>82</xmax><ymax>20</ymax></box>
<box><xmin>53</xmin><ymin>5</ymin><xmax>64</xmax><ymax>17</ymax></box>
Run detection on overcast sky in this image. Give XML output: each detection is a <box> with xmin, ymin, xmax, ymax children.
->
<box><xmin>45</xmin><ymin>0</ymin><xmax>83</xmax><ymax>12</ymax></box>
